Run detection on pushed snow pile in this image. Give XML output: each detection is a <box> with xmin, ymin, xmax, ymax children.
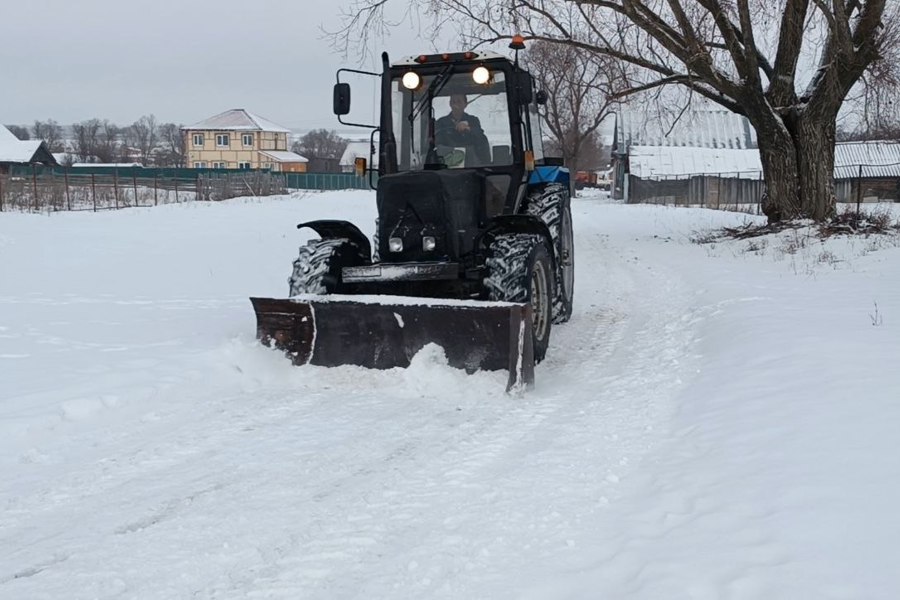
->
<box><xmin>402</xmin><ymin>343</ymin><xmax>505</xmax><ymax>399</ymax></box>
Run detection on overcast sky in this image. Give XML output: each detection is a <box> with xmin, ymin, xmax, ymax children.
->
<box><xmin>1</xmin><ymin>0</ymin><xmax>447</xmax><ymax>132</ymax></box>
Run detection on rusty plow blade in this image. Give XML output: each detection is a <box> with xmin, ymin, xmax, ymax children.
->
<box><xmin>250</xmin><ymin>295</ymin><xmax>535</xmax><ymax>391</ymax></box>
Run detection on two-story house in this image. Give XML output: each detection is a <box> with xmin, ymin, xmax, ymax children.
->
<box><xmin>182</xmin><ymin>109</ymin><xmax>308</xmax><ymax>172</ymax></box>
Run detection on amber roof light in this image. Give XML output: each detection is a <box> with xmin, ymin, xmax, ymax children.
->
<box><xmin>509</xmin><ymin>34</ymin><xmax>525</xmax><ymax>50</ymax></box>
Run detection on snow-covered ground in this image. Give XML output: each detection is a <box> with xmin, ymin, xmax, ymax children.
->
<box><xmin>2</xmin><ymin>189</ymin><xmax>899</xmax><ymax>599</ymax></box>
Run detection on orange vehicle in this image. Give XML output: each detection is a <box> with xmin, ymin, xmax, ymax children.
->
<box><xmin>574</xmin><ymin>170</ymin><xmax>598</xmax><ymax>189</ymax></box>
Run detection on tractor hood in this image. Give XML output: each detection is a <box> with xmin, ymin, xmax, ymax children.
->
<box><xmin>376</xmin><ymin>170</ymin><xmax>485</xmax><ymax>263</ymax></box>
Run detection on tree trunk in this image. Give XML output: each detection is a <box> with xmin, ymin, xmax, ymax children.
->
<box><xmin>795</xmin><ymin>114</ymin><xmax>837</xmax><ymax>221</ymax></box>
<box><xmin>752</xmin><ymin>109</ymin><xmax>837</xmax><ymax>223</ymax></box>
<box><xmin>756</xmin><ymin>120</ymin><xmax>801</xmax><ymax>222</ymax></box>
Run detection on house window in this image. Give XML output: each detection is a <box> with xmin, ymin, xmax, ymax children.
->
<box><xmin>242</xmin><ymin>133</ymin><xmax>254</xmax><ymax>147</ymax></box>
<box><xmin>216</xmin><ymin>133</ymin><xmax>230</xmax><ymax>147</ymax></box>
<box><xmin>192</xmin><ymin>133</ymin><xmax>204</xmax><ymax>147</ymax></box>
<box><xmin>263</xmin><ymin>163</ymin><xmax>273</xmax><ymax>170</ymax></box>
<box><xmin>238</xmin><ymin>162</ymin><xmax>251</xmax><ymax>170</ymax></box>
<box><xmin>193</xmin><ymin>161</ymin><xmax>207</xmax><ymax>168</ymax></box>
<box><xmin>212</xmin><ymin>161</ymin><xmax>226</xmax><ymax>169</ymax></box>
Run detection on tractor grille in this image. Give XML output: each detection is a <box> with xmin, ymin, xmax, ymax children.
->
<box><xmin>376</xmin><ymin>170</ymin><xmax>484</xmax><ymax>262</ymax></box>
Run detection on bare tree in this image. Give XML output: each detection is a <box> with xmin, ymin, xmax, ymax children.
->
<box><xmin>157</xmin><ymin>123</ymin><xmax>186</xmax><ymax>167</ymax></box>
<box><xmin>5</xmin><ymin>125</ymin><xmax>30</xmax><ymax>140</ymax></box>
<box><xmin>32</xmin><ymin>119</ymin><xmax>65</xmax><ymax>152</ymax></box>
<box><xmin>335</xmin><ymin>0</ymin><xmax>900</xmax><ymax>223</ymax></box>
<box><xmin>293</xmin><ymin>129</ymin><xmax>348</xmax><ymax>160</ymax></box>
<box><xmin>292</xmin><ymin>129</ymin><xmax>349</xmax><ymax>172</ymax></box>
<box><xmin>72</xmin><ymin>119</ymin><xmax>101</xmax><ymax>162</ymax></box>
<box><xmin>125</xmin><ymin>115</ymin><xmax>160</xmax><ymax>165</ymax></box>
<box><xmin>545</xmin><ymin>130</ymin><xmax>608</xmax><ymax>171</ymax></box>
<box><xmin>523</xmin><ymin>40</ymin><xmax>623</xmax><ymax>174</ymax></box>
<box><xmin>95</xmin><ymin>120</ymin><xmax>122</xmax><ymax>163</ymax></box>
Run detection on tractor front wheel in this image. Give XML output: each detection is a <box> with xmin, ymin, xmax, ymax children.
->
<box><xmin>485</xmin><ymin>233</ymin><xmax>554</xmax><ymax>363</ymax></box>
<box><xmin>288</xmin><ymin>238</ymin><xmax>358</xmax><ymax>296</ymax></box>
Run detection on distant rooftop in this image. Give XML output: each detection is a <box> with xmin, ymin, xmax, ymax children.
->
<box><xmin>614</xmin><ymin>109</ymin><xmax>757</xmax><ymax>152</ymax></box>
<box><xmin>627</xmin><ymin>140</ymin><xmax>900</xmax><ymax>179</ymax></box>
<box><xmin>0</xmin><ymin>124</ymin><xmax>57</xmax><ymax>164</ymax></box>
<box><xmin>183</xmin><ymin>109</ymin><xmax>292</xmax><ymax>133</ymax></box>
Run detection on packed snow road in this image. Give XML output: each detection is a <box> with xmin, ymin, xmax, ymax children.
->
<box><xmin>3</xmin><ymin>190</ymin><xmax>899</xmax><ymax>598</ymax></box>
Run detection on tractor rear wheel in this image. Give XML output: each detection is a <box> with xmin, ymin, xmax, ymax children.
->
<box><xmin>485</xmin><ymin>233</ymin><xmax>554</xmax><ymax>363</ymax></box>
<box><xmin>525</xmin><ymin>183</ymin><xmax>574</xmax><ymax>323</ymax></box>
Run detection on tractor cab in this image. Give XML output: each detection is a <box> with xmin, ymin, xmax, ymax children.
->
<box><xmin>335</xmin><ymin>51</ymin><xmax>550</xmax><ymax>217</ymax></box>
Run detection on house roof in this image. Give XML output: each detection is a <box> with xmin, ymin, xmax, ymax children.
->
<box><xmin>0</xmin><ymin>125</ymin><xmax>58</xmax><ymax>164</ymax></box>
<box><xmin>627</xmin><ymin>140</ymin><xmax>900</xmax><ymax>180</ymax></box>
<box><xmin>834</xmin><ymin>141</ymin><xmax>900</xmax><ymax>179</ymax></box>
<box><xmin>340</xmin><ymin>140</ymin><xmax>377</xmax><ymax>167</ymax></box>
<box><xmin>0</xmin><ymin>124</ymin><xmax>20</xmax><ymax>143</ymax></box>
<box><xmin>258</xmin><ymin>150</ymin><xmax>308</xmax><ymax>163</ymax></box>
<box><xmin>615</xmin><ymin>109</ymin><xmax>757</xmax><ymax>152</ymax></box>
<box><xmin>629</xmin><ymin>146</ymin><xmax>762</xmax><ymax>179</ymax></box>
<box><xmin>183</xmin><ymin>109</ymin><xmax>292</xmax><ymax>133</ymax></box>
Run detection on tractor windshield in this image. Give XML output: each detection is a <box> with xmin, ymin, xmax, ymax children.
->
<box><xmin>391</xmin><ymin>70</ymin><xmax>513</xmax><ymax>171</ymax></box>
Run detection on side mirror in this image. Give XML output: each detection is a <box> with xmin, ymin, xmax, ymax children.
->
<box><xmin>535</xmin><ymin>90</ymin><xmax>548</xmax><ymax>105</ymax></box>
<box><xmin>515</xmin><ymin>72</ymin><xmax>533</xmax><ymax>105</ymax></box>
<box><xmin>333</xmin><ymin>83</ymin><xmax>351</xmax><ymax>115</ymax></box>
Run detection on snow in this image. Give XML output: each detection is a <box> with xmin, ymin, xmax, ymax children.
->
<box><xmin>2</xmin><ymin>187</ymin><xmax>900</xmax><ymax>598</ymax></box>
<box><xmin>289</xmin><ymin>292</ymin><xmax>519</xmax><ymax>308</ymax></box>
<box><xmin>183</xmin><ymin>109</ymin><xmax>292</xmax><ymax>133</ymax></box>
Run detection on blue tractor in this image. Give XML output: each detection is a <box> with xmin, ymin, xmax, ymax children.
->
<box><xmin>252</xmin><ymin>44</ymin><xmax>574</xmax><ymax>388</ymax></box>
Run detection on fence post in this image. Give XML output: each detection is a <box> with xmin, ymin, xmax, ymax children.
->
<box><xmin>154</xmin><ymin>174</ymin><xmax>158</xmax><ymax>206</ymax></box>
<box><xmin>133</xmin><ymin>172</ymin><xmax>139</xmax><ymax>207</ymax></box>
<box><xmin>113</xmin><ymin>170</ymin><xmax>120</xmax><ymax>209</ymax></box>
<box><xmin>91</xmin><ymin>173</ymin><xmax>97</xmax><ymax>211</ymax></box>
<box><xmin>856</xmin><ymin>164</ymin><xmax>863</xmax><ymax>218</ymax></box>
<box><xmin>32</xmin><ymin>164</ymin><xmax>39</xmax><ymax>212</ymax></box>
<box><xmin>0</xmin><ymin>172</ymin><xmax>4</xmax><ymax>212</ymax></box>
<box><xmin>64</xmin><ymin>167</ymin><xmax>71</xmax><ymax>211</ymax></box>
<box><xmin>174</xmin><ymin>175</ymin><xmax>179</xmax><ymax>203</ymax></box>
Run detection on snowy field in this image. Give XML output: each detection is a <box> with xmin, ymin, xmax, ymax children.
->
<box><xmin>2</xmin><ymin>189</ymin><xmax>899</xmax><ymax>599</ymax></box>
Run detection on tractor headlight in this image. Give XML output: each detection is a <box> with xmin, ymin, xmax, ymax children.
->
<box><xmin>401</xmin><ymin>71</ymin><xmax>422</xmax><ymax>90</ymax></box>
<box><xmin>389</xmin><ymin>237</ymin><xmax>404</xmax><ymax>252</ymax></box>
<box><xmin>422</xmin><ymin>236</ymin><xmax>436</xmax><ymax>251</ymax></box>
<box><xmin>472</xmin><ymin>66</ymin><xmax>490</xmax><ymax>84</ymax></box>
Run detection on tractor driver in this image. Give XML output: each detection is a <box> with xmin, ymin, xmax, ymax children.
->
<box><xmin>434</xmin><ymin>94</ymin><xmax>491</xmax><ymax>166</ymax></box>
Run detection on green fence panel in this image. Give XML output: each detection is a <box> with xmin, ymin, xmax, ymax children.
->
<box><xmin>10</xmin><ymin>165</ymin><xmax>375</xmax><ymax>192</ymax></box>
<box><xmin>283</xmin><ymin>172</ymin><xmax>374</xmax><ymax>191</ymax></box>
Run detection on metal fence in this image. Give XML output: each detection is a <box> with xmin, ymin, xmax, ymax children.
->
<box><xmin>627</xmin><ymin>162</ymin><xmax>900</xmax><ymax>211</ymax></box>
<box><xmin>0</xmin><ymin>165</ymin><xmax>372</xmax><ymax>213</ymax></box>
<box><xmin>283</xmin><ymin>172</ymin><xmax>374</xmax><ymax>190</ymax></box>
<box><xmin>628</xmin><ymin>171</ymin><xmax>765</xmax><ymax>213</ymax></box>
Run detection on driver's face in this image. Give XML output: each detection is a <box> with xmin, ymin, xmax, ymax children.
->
<box><xmin>449</xmin><ymin>95</ymin><xmax>467</xmax><ymax>117</ymax></box>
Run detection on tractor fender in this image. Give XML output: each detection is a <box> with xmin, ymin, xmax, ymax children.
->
<box><xmin>297</xmin><ymin>219</ymin><xmax>371</xmax><ymax>263</ymax></box>
<box><xmin>529</xmin><ymin>165</ymin><xmax>570</xmax><ymax>186</ymax></box>
<box><xmin>479</xmin><ymin>215</ymin><xmax>556</xmax><ymax>265</ymax></box>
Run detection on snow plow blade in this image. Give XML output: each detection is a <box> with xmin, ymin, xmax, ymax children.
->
<box><xmin>250</xmin><ymin>295</ymin><xmax>534</xmax><ymax>391</ymax></box>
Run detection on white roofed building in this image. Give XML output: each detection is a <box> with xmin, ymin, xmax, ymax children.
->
<box><xmin>182</xmin><ymin>109</ymin><xmax>308</xmax><ymax>172</ymax></box>
<box><xmin>339</xmin><ymin>140</ymin><xmax>377</xmax><ymax>173</ymax></box>
<box><xmin>623</xmin><ymin>137</ymin><xmax>900</xmax><ymax>205</ymax></box>
<box><xmin>611</xmin><ymin>109</ymin><xmax>757</xmax><ymax>200</ymax></box>
<box><xmin>0</xmin><ymin>125</ymin><xmax>58</xmax><ymax>172</ymax></box>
